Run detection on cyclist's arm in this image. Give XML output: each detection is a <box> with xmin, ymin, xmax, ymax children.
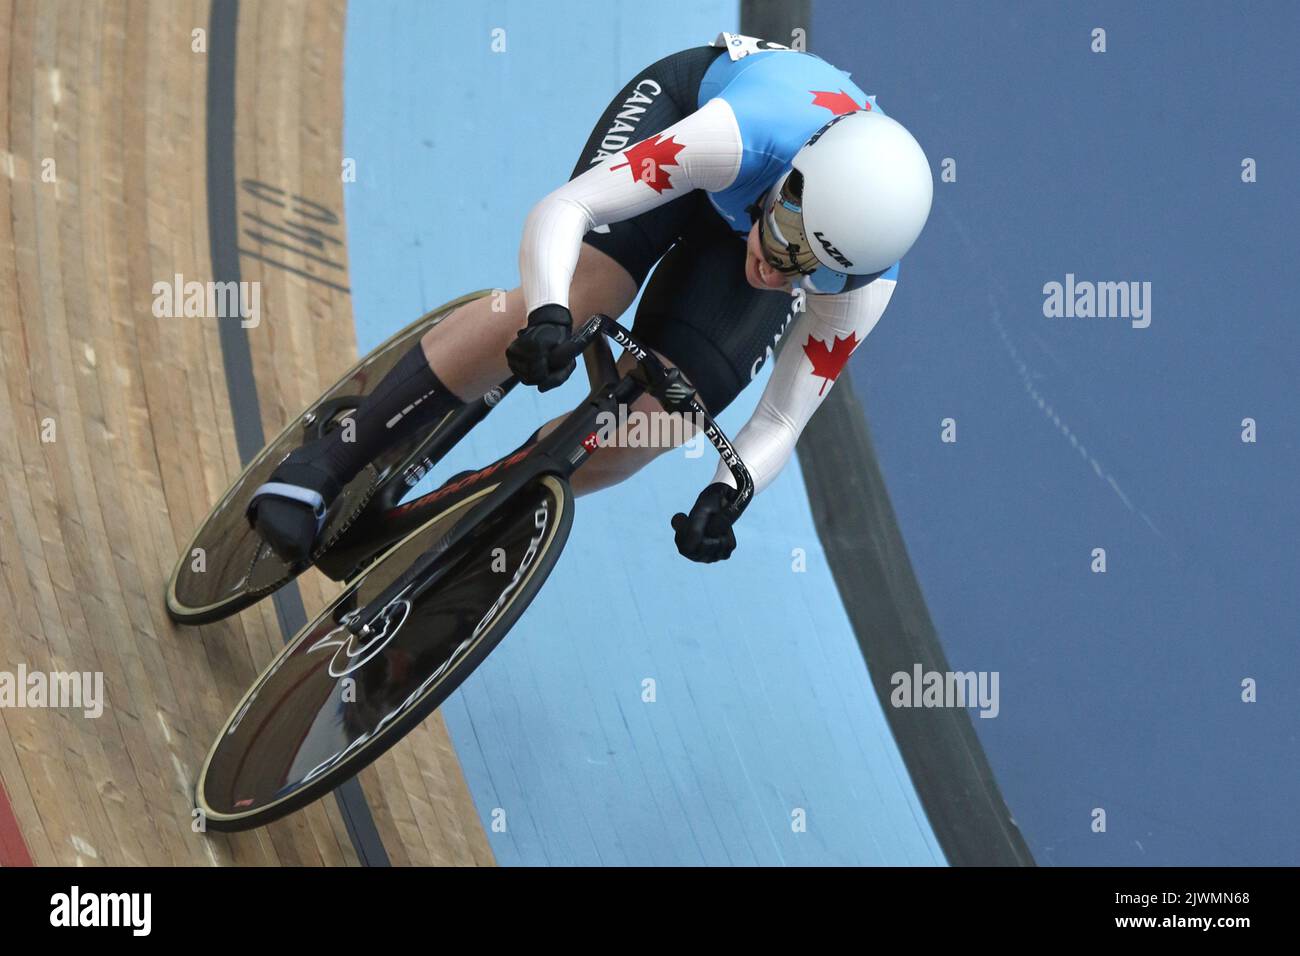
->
<box><xmin>711</xmin><ymin>278</ymin><xmax>897</xmax><ymax>495</ymax></box>
<box><xmin>520</xmin><ymin>97</ymin><xmax>742</xmax><ymax>312</ymax></box>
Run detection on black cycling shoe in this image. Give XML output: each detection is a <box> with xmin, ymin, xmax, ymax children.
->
<box><xmin>247</xmin><ymin>443</ymin><xmax>345</xmax><ymax>565</ymax></box>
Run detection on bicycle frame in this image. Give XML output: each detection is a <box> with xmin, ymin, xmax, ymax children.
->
<box><xmin>313</xmin><ymin>314</ymin><xmax>755</xmax><ymax>627</ymax></box>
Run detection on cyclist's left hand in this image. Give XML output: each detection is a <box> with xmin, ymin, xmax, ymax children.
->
<box><xmin>507</xmin><ymin>304</ymin><xmax>575</xmax><ymax>392</ymax></box>
<box><xmin>671</xmin><ymin>482</ymin><xmax>738</xmax><ymax>563</ymax></box>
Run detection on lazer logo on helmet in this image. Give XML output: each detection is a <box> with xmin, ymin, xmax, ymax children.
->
<box><xmin>813</xmin><ymin>232</ymin><xmax>853</xmax><ymax>269</ymax></box>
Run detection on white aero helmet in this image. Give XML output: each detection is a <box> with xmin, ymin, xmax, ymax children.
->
<box><xmin>757</xmin><ymin>109</ymin><xmax>933</xmax><ymax>294</ymax></box>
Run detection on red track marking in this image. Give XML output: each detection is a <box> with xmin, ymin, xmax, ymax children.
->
<box><xmin>0</xmin><ymin>777</ymin><xmax>34</xmax><ymax>866</ymax></box>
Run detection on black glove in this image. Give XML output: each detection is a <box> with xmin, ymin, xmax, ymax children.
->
<box><xmin>671</xmin><ymin>482</ymin><xmax>739</xmax><ymax>563</ymax></box>
<box><xmin>506</xmin><ymin>304</ymin><xmax>575</xmax><ymax>391</ymax></box>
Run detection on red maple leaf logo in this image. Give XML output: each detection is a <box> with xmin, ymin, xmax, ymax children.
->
<box><xmin>609</xmin><ymin>134</ymin><xmax>685</xmax><ymax>194</ymax></box>
<box><xmin>810</xmin><ymin>89</ymin><xmax>867</xmax><ymax>115</ymax></box>
<box><xmin>803</xmin><ymin>331</ymin><xmax>859</xmax><ymax>395</ymax></box>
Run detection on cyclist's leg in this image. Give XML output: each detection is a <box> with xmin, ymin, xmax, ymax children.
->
<box><xmin>250</xmin><ymin>241</ymin><xmax>643</xmax><ymax>563</ymax></box>
<box><xmin>546</xmin><ymin>211</ymin><xmax>798</xmax><ymax>495</ymax></box>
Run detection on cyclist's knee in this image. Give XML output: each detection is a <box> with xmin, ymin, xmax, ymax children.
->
<box><xmin>570</xmin><ymin>243</ymin><xmax>638</xmax><ymax>321</ymax></box>
<box><xmin>420</xmin><ymin>287</ymin><xmax>525</xmax><ymax>360</ymax></box>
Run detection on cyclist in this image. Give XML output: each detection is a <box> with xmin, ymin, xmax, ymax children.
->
<box><xmin>249</xmin><ymin>33</ymin><xmax>933</xmax><ymax>565</ymax></box>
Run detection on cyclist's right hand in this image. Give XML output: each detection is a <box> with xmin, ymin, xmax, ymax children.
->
<box><xmin>506</xmin><ymin>304</ymin><xmax>575</xmax><ymax>391</ymax></box>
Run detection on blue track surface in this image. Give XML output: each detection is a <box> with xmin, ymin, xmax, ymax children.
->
<box><xmin>343</xmin><ymin>2</ymin><xmax>944</xmax><ymax>865</ymax></box>
<box><xmin>817</xmin><ymin>0</ymin><xmax>1299</xmax><ymax>865</ymax></box>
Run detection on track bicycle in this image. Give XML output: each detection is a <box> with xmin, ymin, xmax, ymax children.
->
<box><xmin>168</xmin><ymin>293</ymin><xmax>752</xmax><ymax>830</ymax></box>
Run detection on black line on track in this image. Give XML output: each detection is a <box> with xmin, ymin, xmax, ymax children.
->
<box><xmin>744</xmin><ymin>0</ymin><xmax>1034</xmax><ymax>865</ymax></box>
<box><xmin>206</xmin><ymin>0</ymin><xmax>390</xmax><ymax>867</ymax></box>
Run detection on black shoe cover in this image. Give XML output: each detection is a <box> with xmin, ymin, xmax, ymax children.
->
<box><xmin>249</xmin><ymin>444</ymin><xmax>344</xmax><ymax>564</ymax></box>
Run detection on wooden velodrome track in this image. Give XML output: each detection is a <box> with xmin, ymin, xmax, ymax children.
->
<box><xmin>0</xmin><ymin>0</ymin><xmax>493</xmax><ymax>865</ymax></box>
